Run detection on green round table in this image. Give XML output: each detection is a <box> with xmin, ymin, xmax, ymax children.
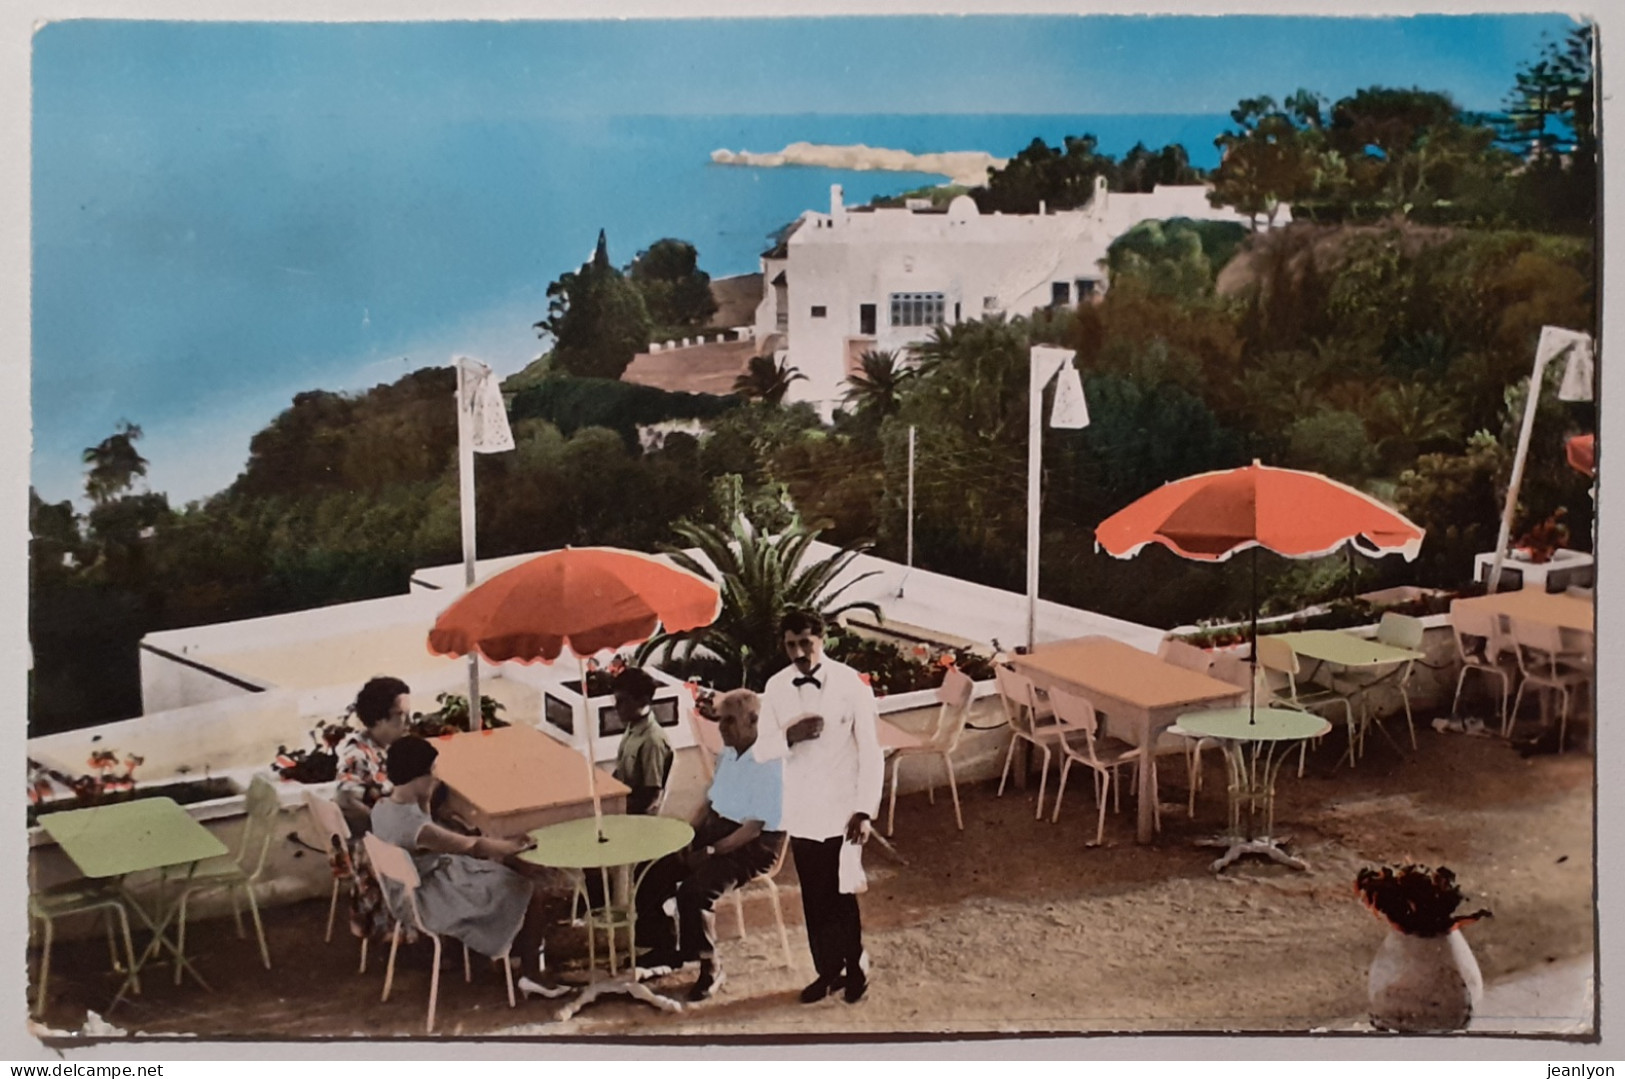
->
<box><xmin>521</xmin><ymin>814</ymin><xmax>693</xmax><ymax>870</ymax></box>
<box><xmin>1176</xmin><ymin>706</ymin><xmax>1330</xmax><ymax>874</ymax></box>
<box><xmin>519</xmin><ymin>814</ymin><xmax>694</xmax><ymax>1021</ymax></box>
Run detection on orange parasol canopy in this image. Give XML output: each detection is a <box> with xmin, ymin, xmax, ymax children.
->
<box><xmin>1566</xmin><ymin>433</ymin><xmax>1595</xmax><ymax>478</ymax></box>
<box><xmin>427</xmin><ymin>546</ymin><xmax>722</xmax><ymax>665</ymax></box>
<box><xmin>1095</xmin><ymin>462</ymin><xmax>1424</xmax><ymax>563</ymax></box>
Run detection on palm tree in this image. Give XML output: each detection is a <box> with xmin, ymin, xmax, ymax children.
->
<box><xmin>82</xmin><ymin>421</ymin><xmax>148</xmax><ymax>506</ymax></box>
<box><xmin>841</xmin><ymin>349</ymin><xmax>913</xmax><ymax>417</ymax></box>
<box><xmin>636</xmin><ymin>512</ymin><xmax>881</xmax><ymax>689</ymax></box>
<box><xmin>733</xmin><ymin>354</ymin><xmax>806</xmax><ymax>405</ymax></box>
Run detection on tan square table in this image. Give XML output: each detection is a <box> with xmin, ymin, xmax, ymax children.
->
<box><xmin>1451</xmin><ymin>589</ymin><xmax>1594</xmax><ymax>633</ymax></box>
<box><xmin>432</xmin><ymin>725</ymin><xmax>629</xmax><ymax>838</ymax></box>
<box><xmin>1012</xmin><ymin>636</ymin><xmax>1246</xmax><ymax>843</ymax></box>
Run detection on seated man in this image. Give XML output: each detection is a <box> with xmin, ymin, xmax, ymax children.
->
<box><xmin>635</xmin><ymin>688</ymin><xmax>784</xmax><ymax>1002</ymax></box>
<box><xmin>611</xmin><ymin>667</ymin><xmax>673</xmax><ymax>815</ymax></box>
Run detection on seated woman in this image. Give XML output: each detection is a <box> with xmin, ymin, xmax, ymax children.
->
<box><xmin>371</xmin><ymin>736</ymin><xmax>571</xmax><ymax>999</ymax></box>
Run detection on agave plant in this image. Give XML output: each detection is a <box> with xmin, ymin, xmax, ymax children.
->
<box><xmin>637</xmin><ymin>512</ymin><xmax>882</xmax><ymax>689</ymax></box>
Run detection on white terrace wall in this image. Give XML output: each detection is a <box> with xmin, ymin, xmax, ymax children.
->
<box><xmin>29</xmin><ymin>690</ymin><xmax>306</xmax><ymax>781</ymax></box>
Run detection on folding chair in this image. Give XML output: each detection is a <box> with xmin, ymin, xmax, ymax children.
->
<box><xmin>363</xmin><ymin>833</ymin><xmax>516</xmax><ymax>1033</ymax></box>
<box><xmin>886</xmin><ymin>666</ymin><xmax>975</xmax><ymax>835</ymax></box>
<box><xmin>304</xmin><ymin>791</ymin><xmax>370</xmax><ymax>973</ymax></box>
<box><xmin>724</xmin><ymin>832</ymin><xmax>795</xmax><ymax>969</ymax></box>
<box><xmin>1046</xmin><ymin>687</ymin><xmax>1157</xmax><ymax>846</ymax></box>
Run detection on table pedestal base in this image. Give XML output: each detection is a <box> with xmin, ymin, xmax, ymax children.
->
<box><xmin>1197</xmin><ymin>835</ymin><xmax>1308</xmax><ymax>873</ymax></box>
<box><xmin>554</xmin><ymin>972</ymin><xmax>683</xmax><ymax>1022</ymax></box>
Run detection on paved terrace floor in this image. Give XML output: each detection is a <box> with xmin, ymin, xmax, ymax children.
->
<box><xmin>29</xmin><ymin>706</ymin><xmax>1594</xmax><ymax>1041</ymax></box>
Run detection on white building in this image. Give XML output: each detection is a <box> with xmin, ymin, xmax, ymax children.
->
<box><xmin>754</xmin><ymin>179</ymin><xmax>1282</xmax><ymax>410</ymax></box>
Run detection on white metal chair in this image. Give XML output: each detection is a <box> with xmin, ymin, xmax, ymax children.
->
<box><xmin>1157</xmin><ymin>638</ymin><xmax>1213</xmax><ymax>674</ymax></box>
<box><xmin>886</xmin><ymin>666</ymin><xmax>976</xmax><ymax>836</ymax></box>
<box><xmin>305</xmin><ymin>790</ymin><xmax>371</xmax><ymax>973</ymax></box>
<box><xmin>1168</xmin><ymin>652</ymin><xmax>1260</xmax><ymax>814</ymax></box>
<box><xmin>1448</xmin><ymin>600</ymin><xmax>1516</xmax><ymax>736</ymax></box>
<box><xmin>363</xmin><ymin>832</ymin><xmax>516</xmax><ymax>1034</ymax></box>
<box><xmin>1046</xmin><ymin>687</ymin><xmax>1156</xmax><ymax>846</ymax></box>
<box><xmin>1508</xmin><ymin>618</ymin><xmax>1592</xmax><ymax>753</ymax></box>
<box><xmin>725</xmin><ymin>832</ymin><xmax>795</xmax><ymax>970</ymax></box>
<box><xmin>29</xmin><ymin>883</ymin><xmax>140</xmax><ymax>1017</ymax></box>
<box><xmin>994</xmin><ymin>665</ymin><xmax>1068</xmax><ymax>819</ymax></box>
<box><xmin>172</xmin><ymin>774</ymin><xmax>277</xmax><ymax>980</ymax></box>
<box><xmin>1257</xmin><ymin>637</ymin><xmax>1355</xmax><ymax>768</ymax></box>
<box><xmin>1374</xmin><ymin>612</ymin><xmax>1424</xmax><ymax>749</ymax></box>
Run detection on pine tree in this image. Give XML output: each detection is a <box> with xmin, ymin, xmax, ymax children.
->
<box><xmin>535</xmin><ymin>230</ymin><xmax>652</xmax><ymax>380</ymax></box>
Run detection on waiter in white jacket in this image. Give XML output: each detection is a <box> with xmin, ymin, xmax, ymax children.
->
<box><xmin>757</xmin><ymin>608</ymin><xmax>883</xmax><ymax>1004</ymax></box>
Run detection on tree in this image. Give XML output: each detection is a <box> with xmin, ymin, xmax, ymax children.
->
<box><xmin>1210</xmin><ymin>93</ymin><xmax>1341</xmax><ymax>229</ymax></box>
<box><xmin>1327</xmin><ymin>87</ymin><xmax>1500</xmax><ymax>216</ymax></box>
<box><xmin>535</xmin><ymin>229</ymin><xmax>652</xmax><ymax>380</ymax></box>
<box><xmin>1116</xmin><ymin>142</ymin><xmax>1201</xmax><ymax>192</ymax></box>
<box><xmin>972</xmin><ymin>135</ymin><xmax>1114</xmax><ymax>214</ymax></box>
<box><xmin>841</xmin><ymin>350</ymin><xmax>913</xmax><ymax>419</ymax></box>
<box><xmin>1501</xmin><ymin>26</ymin><xmax>1595</xmax><ymax>230</ymax></box>
<box><xmin>733</xmin><ymin>354</ymin><xmax>806</xmax><ymax>405</ymax></box>
<box><xmin>636</xmin><ymin>512</ymin><xmax>881</xmax><ymax>690</ymax></box>
<box><xmin>1105</xmin><ymin>218</ymin><xmax>1248</xmax><ymax>301</ymax></box>
<box><xmin>82</xmin><ymin>421</ymin><xmax>148</xmax><ymax>506</ymax></box>
<box><xmin>627</xmin><ymin>238</ymin><xmax>717</xmax><ymax>330</ymax></box>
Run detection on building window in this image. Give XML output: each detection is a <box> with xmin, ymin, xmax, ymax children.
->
<box><xmin>890</xmin><ymin>292</ymin><xmax>945</xmax><ymax>328</ymax></box>
<box><xmin>1051</xmin><ymin>281</ymin><xmax>1071</xmax><ymax>307</ymax></box>
<box><xmin>810</xmin><ymin>305</ymin><xmax>827</xmax><ymax>318</ymax></box>
<box><xmin>1076</xmin><ymin>279</ymin><xmax>1099</xmax><ymax>301</ymax></box>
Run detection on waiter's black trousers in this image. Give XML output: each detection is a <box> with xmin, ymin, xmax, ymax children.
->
<box><xmin>790</xmin><ymin>835</ymin><xmax>863</xmax><ymax>983</ymax></box>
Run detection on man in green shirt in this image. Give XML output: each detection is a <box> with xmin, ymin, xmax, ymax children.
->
<box><xmin>612</xmin><ymin>666</ymin><xmax>673</xmax><ymax>815</ymax></box>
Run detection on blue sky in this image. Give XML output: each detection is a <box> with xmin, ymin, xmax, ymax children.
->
<box><xmin>31</xmin><ymin>14</ymin><xmax>1581</xmax><ymax>505</ymax></box>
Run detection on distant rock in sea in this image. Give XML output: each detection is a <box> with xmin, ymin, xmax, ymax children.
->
<box><xmin>710</xmin><ymin>141</ymin><xmax>1005</xmax><ymax>188</ymax></box>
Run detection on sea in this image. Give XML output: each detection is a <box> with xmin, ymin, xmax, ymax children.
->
<box><xmin>30</xmin><ymin>112</ymin><xmax>1232</xmax><ymax>506</ymax></box>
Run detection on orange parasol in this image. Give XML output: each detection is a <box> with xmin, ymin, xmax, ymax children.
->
<box><xmin>1095</xmin><ymin>462</ymin><xmax>1425</xmax><ymax>723</ymax></box>
<box><xmin>1566</xmin><ymin>434</ymin><xmax>1595</xmax><ymax>478</ymax></box>
<box><xmin>1095</xmin><ymin>461</ymin><xmax>1424</xmax><ymax>563</ymax></box>
<box><xmin>427</xmin><ymin>546</ymin><xmax>722</xmax><ymax>836</ymax></box>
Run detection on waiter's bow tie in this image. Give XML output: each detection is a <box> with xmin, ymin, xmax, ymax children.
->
<box><xmin>793</xmin><ymin>668</ymin><xmax>823</xmax><ymax>689</ymax></box>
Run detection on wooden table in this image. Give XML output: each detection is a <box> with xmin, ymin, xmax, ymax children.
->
<box><xmin>432</xmin><ymin>725</ymin><xmax>629</xmax><ymax>837</ymax></box>
<box><xmin>39</xmin><ymin>797</ymin><xmax>230</xmax><ymax>1006</ymax></box>
<box><xmin>1451</xmin><ymin>589</ymin><xmax>1594</xmax><ymax>633</ymax></box>
<box><xmin>1012</xmin><ymin>637</ymin><xmax>1246</xmax><ymax>843</ymax></box>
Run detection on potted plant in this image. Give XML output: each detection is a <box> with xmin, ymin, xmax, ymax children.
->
<box><xmin>410</xmin><ymin>692</ymin><xmax>508</xmax><ymax>737</ymax></box>
<box><xmin>1356</xmin><ymin>864</ymin><xmax>1491</xmax><ymax>1032</ymax></box>
<box><xmin>1512</xmin><ymin>508</ymin><xmax>1571</xmax><ymax>564</ymax></box>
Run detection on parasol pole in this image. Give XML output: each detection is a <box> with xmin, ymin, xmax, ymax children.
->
<box><xmin>579</xmin><ymin>650</ymin><xmax>607</xmax><ymax>842</ymax></box>
<box><xmin>1248</xmin><ymin>545</ymin><xmax>1259</xmax><ymax>725</ymax></box>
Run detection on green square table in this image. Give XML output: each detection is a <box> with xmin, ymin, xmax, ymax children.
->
<box><xmin>519</xmin><ymin>814</ymin><xmax>694</xmax><ymax>1022</ymax></box>
<box><xmin>1274</xmin><ymin>630</ymin><xmax>1423</xmax><ymax>761</ymax></box>
<box><xmin>1175</xmin><ymin>706</ymin><xmax>1331</xmax><ymax>873</ymax></box>
<box><xmin>39</xmin><ymin>797</ymin><xmax>229</xmax><ymax>1006</ymax></box>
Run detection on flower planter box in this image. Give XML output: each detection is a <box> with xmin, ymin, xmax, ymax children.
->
<box><xmin>27</xmin><ymin>775</ymin><xmax>243</xmax><ymax>829</ymax></box>
<box><xmin>536</xmin><ymin>674</ymin><xmax>694</xmax><ymax>765</ymax></box>
<box><xmin>1473</xmin><ymin>548</ymin><xmax>1594</xmax><ymax>593</ymax></box>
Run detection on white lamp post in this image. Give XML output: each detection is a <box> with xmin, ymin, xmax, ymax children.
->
<box><xmin>1027</xmin><ymin>346</ymin><xmax>1090</xmax><ymax>648</ymax></box>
